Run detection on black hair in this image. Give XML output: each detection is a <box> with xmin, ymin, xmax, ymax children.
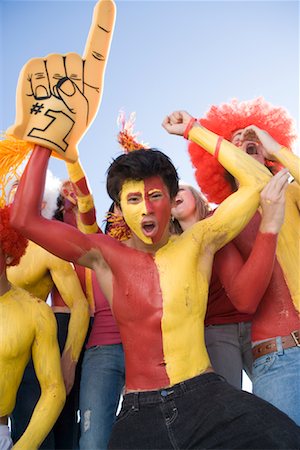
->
<box><xmin>53</xmin><ymin>194</ymin><xmax>64</xmax><ymax>221</ymax></box>
<box><xmin>106</xmin><ymin>148</ymin><xmax>179</xmax><ymax>204</ymax></box>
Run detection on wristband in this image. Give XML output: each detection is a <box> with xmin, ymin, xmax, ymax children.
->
<box><xmin>214</xmin><ymin>136</ymin><xmax>224</xmax><ymax>160</ymax></box>
<box><xmin>183</xmin><ymin>117</ymin><xmax>197</xmax><ymax>140</ymax></box>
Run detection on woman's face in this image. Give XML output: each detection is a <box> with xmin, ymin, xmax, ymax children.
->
<box><xmin>171</xmin><ymin>186</ymin><xmax>196</xmax><ymax>221</ymax></box>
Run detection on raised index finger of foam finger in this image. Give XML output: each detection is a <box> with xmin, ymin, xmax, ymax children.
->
<box><xmin>82</xmin><ymin>0</ymin><xmax>116</xmax><ymax>89</ymax></box>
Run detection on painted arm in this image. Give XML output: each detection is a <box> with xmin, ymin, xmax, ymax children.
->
<box><xmin>214</xmin><ymin>234</ymin><xmax>276</xmax><ymax>314</ymax></box>
<box><xmin>239</xmin><ymin>125</ymin><xmax>300</xmax><ymax>209</ymax></box>
<box><xmin>66</xmin><ymin>159</ymin><xmax>100</xmax><ymax>233</ymax></box>
<box><xmin>213</xmin><ymin>170</ymin><xmax>288</xmax><ymax>313</ymax></box>
<box><xmin>9</xmin><ymin>0</ymin><xmax>115</xmax><ymax>264</ymax></box>
<box><xmin>13</xmin><ymin>303</ymin><xmax>66</xmax><ymax>450</ymax></box>
<box><xmin>240</xmin><ymin>125</ymin><xmax>299</xmax><ymax>184</ymax></box>
<box><xmin>49</xmin><ymin>256</ymin><xmax>89</xmax><ymax>394</ymax></box>
<box><xmin>271</xmin><ymin>148</ymin><xmax>300</xmax><ymax>210</ymax></box>
<box><xmin>203</xmin><ymin>159</ymin><xmax>290</xmax><ymax>252</ymax></box>
<box><xmin>274</xmin><ymin>147</ymin><xmax>300</xmax><ymax>184</ymax></box>
<box><xmin>11</xmin><ymin>146</ymin><xmax>101</xmax><ymax>270</ymax></box>
<box><xmin>163</xmin><ymin>111</ymin><xmax>273</xmax><ymax>251</ymax></box>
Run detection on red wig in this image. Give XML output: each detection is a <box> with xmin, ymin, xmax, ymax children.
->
<box><xmin>188</xmin><ymin>97</ymin><xmax>297</xmax><ymax>204</ymax></box>
<box><xmin>0</xmin><ymin>205</ymin><xmax>28</xmax><ymax>266</ymax></box>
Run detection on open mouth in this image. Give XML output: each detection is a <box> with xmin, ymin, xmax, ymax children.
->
<box><xmin>141</xmin><ymin>220</ymin><xmax>157</xmax><ymax>236</ymax></box>
<box><xmin>246</xmin><ymin>142</ymin><xmax>258</xmax><ymax>155</ymax></box>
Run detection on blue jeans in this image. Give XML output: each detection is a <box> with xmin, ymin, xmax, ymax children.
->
<box><xmin>205</xmin><ymin>322</ymin><xmax>252</xmax><ymax>389</ymax></box>
<box><xmin>79</xmin><ymin>344</ymin><xmax>125</xmax><ymax>450</ymax></box>
<box><xmin>0</xmin><ymin>425</ymin><xmax>12</xmax><ymax>450</ymax></box>
<box><xmin>253</xmin><ymin>338</ymin><xmax>300</xmax><ymax>425</ymax></box>
<box><xmin>108</xmin><ymin>372</ymin><xmax>300</xmax><ymax>449</ymax></box>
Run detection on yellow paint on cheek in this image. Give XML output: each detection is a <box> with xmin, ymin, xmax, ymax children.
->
<box><xmin>155</xmin><ymin>234</ymin><xmax>211</xmax><ymax>385</ymax></box>
<box><xmin>120</xmin><ymin>180</ymin><xmax>152</xmax><ymax>244</ymax></box>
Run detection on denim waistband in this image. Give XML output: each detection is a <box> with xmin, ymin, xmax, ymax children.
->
<box><xmin>123</xmin><ymin>372</ymin><xmax>223</xmax><ymax>408</ymax></box>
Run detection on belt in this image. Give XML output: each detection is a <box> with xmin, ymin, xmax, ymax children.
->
<box><xmin>252</xmin><ymin>330</ymin><xmax>300</xmax><ymax>361</ymax></box>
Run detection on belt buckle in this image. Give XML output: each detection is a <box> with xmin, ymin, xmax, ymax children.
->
<box><xmin>291</xmin><ymin>331</ymin><xmax>300</xmax><ymax>347</ymax></box>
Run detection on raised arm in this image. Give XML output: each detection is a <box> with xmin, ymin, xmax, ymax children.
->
<box><xmin>163</xmin><ymin>111</ymin><xmax>272</xmax><ymax>188</ymax></box>
<box><xmin>11</xmin><ymin>146</ymin><xmax>99</xmax><ymax>269</ymax></box>
<box><xmin>9</xmin><ymin>0</ymin><xmax>115</xmax><ymax>265</ymax></box>
<box><xmin>239</xmin><ymin>125</ymin><xmax>299</xmax><ymax>184</ymax></box>
<box><xmin>7</xmin><ymin>0</ymin><xmax>116</xmax><ymax>162</ymax></box>
<box><xmin>49</xmin><ymin>255</ymin><xmax>89</xmax><ymax>394</ymax></box>
<box><xmin>13</xmin><ymin>303</ymin><xmax>66</xmax><ymax>450</ymax></box>
<box><xmin>274</xmin><ymin>147</ymin><xmax>300</xmax><ymax>185</ymax></box>
<box><xmin>163</xmin><ymin>111</ymin><xmax>274</xmax><ymax>251</ymax></box>
<box><xmin>238</xmin><ymin>125</ymin><xmax>300</xmax><ymax>214</ymax></box>
<box><xmin>213</xmin><ymin>171</ymin><xmax>288</xmax><ymax>313</ymax></box>
<box><xmin>66</xmin><ymin>159</ymin><xmax>100</xmax><ymax>233</ymax></box>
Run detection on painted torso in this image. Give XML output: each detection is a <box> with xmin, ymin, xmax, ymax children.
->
<box><xmin>234</xmin><ymin>184</ymin><xmax>300</xmax><ymax>341</ymax></box>
<box><xmin>93</xmin><ymin>229</ymin><xmax>213</xmax><ymax>392</ymax></box>
<box><xmin>7</xmin><ymin>241</ymin><xmax>54</xmax><ymax>301</ymax></box>
<box><xmin>0</xmin><ymin>286</ymin><xmax>42</xmax><ymax>415</ymax></box>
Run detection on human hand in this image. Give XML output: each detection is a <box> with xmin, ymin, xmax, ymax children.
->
<box><xmin>240</xmin><ymin>125</ymin><xmax>282</xmax><ymax>161</ymax></box>
<box><xmin>60</xmin><ymin>180</ymin><xmax>78</xmax><ymax>206</ymax></box>
<box><xmin>259</xmin><ymin>168</ymin><xmax>289</xmax><ymax>234</ymax></box>
<box><xmin>7</xmin><ymin>0</ymin><xmax>116</xmax><ymax>162</ymax></box>
<box><xmin>61</xmin><ymin>350</ymin><xmax>77</xmax><ymax>395</ymax></box>
<box><xmin>162</xmin><ymin>111</ymin><xmax>197</xmax><ymax>136</ymax></box>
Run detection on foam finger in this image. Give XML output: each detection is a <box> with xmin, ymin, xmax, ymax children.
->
<box><xmin>82</xmin><ymin>0</ymin><xmax>116</xmax><ymax>92</ymax></box>
<box><xmin>65</xmin><ymin>53</ymin><xmax>84</xmax><ymax>94</ymax></box>
<box><xmin>46</xmin><ymin>54</ymin><xmax>68</xmax><ymax>97</ymax></box>
<box><xmin>25</xmin><ymin>58</ymin><xmax>51</xmax><ymax>100</ymax></box>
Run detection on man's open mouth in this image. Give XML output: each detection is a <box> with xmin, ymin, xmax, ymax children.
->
<box><xmin>246</xmin><ymin>142</ymin><xmax>258</xmax><ymax>155</ymax></box>
<box><xmin>142</xmin><ymin>221</ymin><xmax>156</xmax><ymax>236</ymax></box>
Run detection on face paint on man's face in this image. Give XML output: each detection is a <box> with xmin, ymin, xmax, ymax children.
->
<box><xmin>231</xmin><ymin>129</ymin><xmax>265</xmax><ymax>165</ymax></box>
<box><xmin>120</xmin><ymin>177</ymin><xmax>171</xmax><ymax>244</ymax></box>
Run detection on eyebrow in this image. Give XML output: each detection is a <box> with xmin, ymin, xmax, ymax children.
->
<box><xmin>232</xmin><ymin>132</ymin><xmax>242</xmax><ymax>140</ymax></box>
<box><xmin>126</xmin><ymin>191</ymin><xmax>141</xmax><ymax>198</ymax></box>
<box><xmin>148</xmin><ymin>189</ymin><xmax>162</xmax><ymax>195</ymax></box>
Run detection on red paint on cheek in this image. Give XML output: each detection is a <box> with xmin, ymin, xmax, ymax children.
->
<box><xmin>143</xmin><ymin>177</ymin><xmax>171</xmax><ymax>243</ymax></box>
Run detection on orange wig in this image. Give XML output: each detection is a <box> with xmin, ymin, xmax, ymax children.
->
<box><xmin>188</xmin><ymin>97</ymin><xmax>297</xmax><ymax>204</ymax></box>
<box><xmin>0</xmin><ymin>205</ymin><xmax>28</xmax><ymax>266</ymax></box>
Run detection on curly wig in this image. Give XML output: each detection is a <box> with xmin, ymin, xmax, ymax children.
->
<box><xmin>0</xmin><ymin>205</ymin><xmax>28</xmax><ymax>266</ymax></box>
<box><xmin>188</xmin><ymin>97</ymin><xmax>297</xmax><ymax>204</ymax></box>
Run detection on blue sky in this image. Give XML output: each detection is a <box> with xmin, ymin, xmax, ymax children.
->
<box><xmin>0</xmin><ymin>0</ymin><xmax>299</xmax><ymax>224</ymax></box>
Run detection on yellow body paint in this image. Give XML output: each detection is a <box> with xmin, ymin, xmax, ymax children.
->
<box><xmin>7</xmin><ymin>240</ymin><xmax>89</xmax><ymax>362</ymax></box>
<box><xmin>155</xmin><ymin>235</ymin><xmax>211</xmax><ymax>384</ymax></box>
<box><xmin>0</xmin><ymin>286</ymin><xmax>65</xmax><ymax>449</ymax></box>
<box><xmin>153</xmin><ymin>126</ymin><xmax>272</xmax><ymax>385</ymax></box>
<box><xmin>273</xmin><ymin>147</ymin><xmax>300</xmax><ymax>313</ymax></box>
<box><xmin>120</xmin><ymin>179</ymin><xmax>152</xmax><ymax>244</ymax></box>
<box><xmin>276</xmin><ymin>183</ymin><xmax>300</xmax><ymax>313</ymax></box>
